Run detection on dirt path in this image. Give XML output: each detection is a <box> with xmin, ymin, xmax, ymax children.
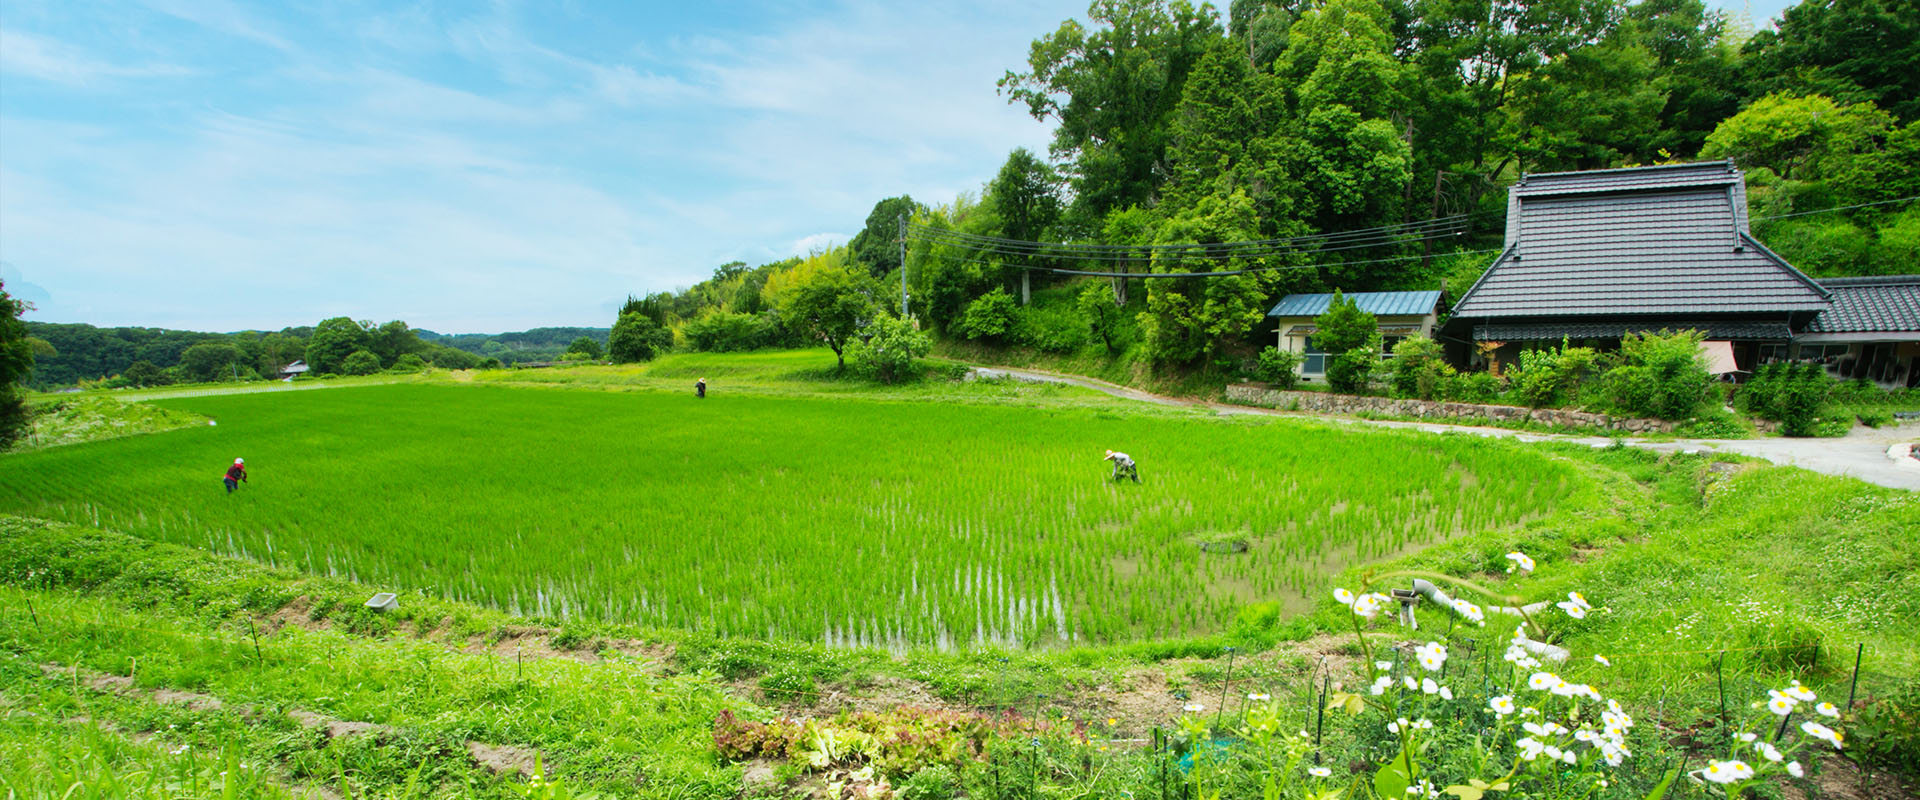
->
<box><xmin>973</xmin><ymin>366</ymin><xmax>1920</xmax><ymax>492</ymax></box>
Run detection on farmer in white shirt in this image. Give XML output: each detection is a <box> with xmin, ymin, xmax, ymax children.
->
<box><xmin>1103</xmin><ymin>450</ymin><xmax>1140</xmax><ymax>483</ymax></box>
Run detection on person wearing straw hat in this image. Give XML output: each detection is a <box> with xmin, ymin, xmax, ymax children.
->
<box><xmin>695</xmin><ymin>377</ymin><xmax>707</xmax><ymax>399</ymax></box>
<box><xmin>223</xmin><ymin>458</ymin><xmax>248</xmax><ymax>494</ymax></box>
<box><xmin>1103</xmin><ymin>450</ymin><xmax>1139</xmax><ymax>483</ymax></box>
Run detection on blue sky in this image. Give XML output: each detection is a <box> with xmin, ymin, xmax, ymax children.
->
<box><xmin>2</xmin><ymin>0</ymin><xmax>1793</xmax><ymax>333</ymax></box>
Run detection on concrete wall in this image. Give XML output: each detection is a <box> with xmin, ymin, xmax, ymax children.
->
<box><xmin>1223</xmin><ymin>383</ymin><xmax>1688</xmax><ymax>433</ymax></box>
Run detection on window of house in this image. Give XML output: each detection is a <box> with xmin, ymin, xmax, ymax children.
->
<box><xmin>1757</xmin><ymin>344</ymin><xmax>1790</xmax><ymax>363</ymax></box>
<box><xmin>1382</xmin><ymin>336</ymin><xmax>1405</xmax><ymax>356</ymax></box>
<box><xmin>1301</xmin><ymin>336</ymin><xmax>1327</xmax><ymax>374</ymax></box>
<box><xmin>1797</xmin><ymin>344</ymin><xmax>1852</xmax><ymax>362</ymax></box>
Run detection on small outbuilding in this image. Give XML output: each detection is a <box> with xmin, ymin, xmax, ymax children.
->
<box><xmin>1791</xmin><ymin>275</ymin><xmax>1920</xmax><ymax>388</ymax></box>
<box><xmin>1267</xmin><ymin>290</ymin><xmax>1444</xmax><ymax>381</ymax></box>
<box><xmin>279</xmin><ymin>360</ymin><xmax>310</xmax><ymax>380</ymax></box>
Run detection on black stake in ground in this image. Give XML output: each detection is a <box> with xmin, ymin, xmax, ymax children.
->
<box><xmin>1848</xmin><ymin>643</ymin><xmax>1864</xmax><ymax>709</ymax></box>
<box><xmin>1215</xmin><ymin>647</ymin><xmax>1236</xmax><ymax>730</ymax></box>
<box><xmin>1716</xmin><ymin>652</ymin><xmax>1729</xmax><ymax>732</ymax></box>
<box><xmin>248</xmin><ymin>618</ymin><xmax>264</xmax><ymax>664</ymax></box>
<box><xmin>26</xmin><ymin>596</ymin><xmax>40</xmax><ymax>632</ymax></box>
<box><xmin>1315</xmin><ymin>674</ymin><xmax>1329</xmax><ymax>764</ymax></box>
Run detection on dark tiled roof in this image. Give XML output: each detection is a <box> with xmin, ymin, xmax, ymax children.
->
<box><xmin>1473</xmin><ymin>321</ymin><xmax>1793</xmax><ymax>341</ymax></box>
<box><xmin>1511</xmin><ymin>161</ymin><xmax>1741</xmax><ymax>198</ymax></box>
<box><xmin>1807</xmin><ymin>275</ymin><xmax>1920</xmax><ymax>333</ymax></box>
<box><xmin>1453</xmin><ymin>175</ymin><xmax>1829</xmax><ymax>318</ymax></box>
<box><xmin>1267</xmin><ymin>290</ymin><xmax>1442</xmax><ymax>317</ymax></box>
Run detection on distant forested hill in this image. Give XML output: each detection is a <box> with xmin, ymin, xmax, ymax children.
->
<box><xmin>415</xmin><ymin>327</ymin><xmax>610</xmax><ymax>363</ymax></box>
<box><xmin>24</xmin><ymin>321</ymin><xmax>608</xmax><ymax>388</ymax></box>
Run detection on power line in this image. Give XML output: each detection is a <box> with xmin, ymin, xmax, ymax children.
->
<box><xmin>912</xmin><ymin>213</ymin><xmax>1475</xmax><ymax>254</ymax></box>
<box><xmin>931</xmin><ymin>248</ymin><xmax>1505</xmax><ymax>279</ymax></box>
<box><xmin>908</xmin><ymin>225</ymin><xmax>1475</xmax><ymax>264</ymax></box>
<box><xmin>907</xmin><ymin>213</ymin><xmax>1482</xmax><ymax>259</ymax></box>
<box><xmin>1753</xmin><ymin>194</ymin><xmax>1919</xmax><ymax>221</ymax></box>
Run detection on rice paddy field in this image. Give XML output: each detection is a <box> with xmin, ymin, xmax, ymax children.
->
<box><xmin>0</xmin><ymin>363</ymin><xmax>1600</xmax><ymax>648</ymax></box>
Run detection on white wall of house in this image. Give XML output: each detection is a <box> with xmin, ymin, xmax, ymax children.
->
<box><xmin>1272</xmin><ymin>312</ymin><xmax>1440</xmax><ymax>378</ymax></box>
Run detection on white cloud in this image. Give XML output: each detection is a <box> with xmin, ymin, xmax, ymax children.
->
<box><xmin>789</xmin><ymin>233</ymin><xmax>851</xmax><ymax>257</ymax></box>
<box><xmin>0</xmin><ymin>29</ymin><xmax>194</xmax><ymax>84</ymax></box>
<box><xmin>0</xmin><ymin>0</ymin><xmax>1076</xmax><ymax>331</ymax></box>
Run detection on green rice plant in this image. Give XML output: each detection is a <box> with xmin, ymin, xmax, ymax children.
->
<box><xmin>0</xmin><ymin>378</ymin><xmax>1597</xmax><ymax>649</ymax></box>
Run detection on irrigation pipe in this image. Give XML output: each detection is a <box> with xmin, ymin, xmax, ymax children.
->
<box><xmin>1406</xmin><ymin>578</ymin><xmax>1567</xmax><ymax>662</ymax></box>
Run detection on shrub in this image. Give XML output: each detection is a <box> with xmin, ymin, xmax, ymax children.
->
<box><xmin>1508</xmin><ymin>339</ymin><xmax>1600</xmax><ymax>408</ymax></box>
<box><xmin>478</xmin><ymin>357</ymin><xmax>503</xmax><ymax>370</ymax></box>
<box><xmin>1743</xmin><ymin>362</ymin><xmax>1834</xmax><ymax>436</ymax></box>
<box><xmin>682</xmin><ymin>311</ymin><xmax>772</xmax><ymax>352</ymax></box>
<box><xmin>898</xmin><ymin>765</ymin><xmax>960</xmax><ymax>800</ymax></box>
<box><xmin>1446</xmin><ymin>371</ymin><xmax>1504</xmax><ymax>404</ymax></box>
<box><xmin>1011</xmin><ymin>304</ymin><xmax>1089</xmax><ymax>353</ymax></box>
<box><xmin>847</xmin><ymin>313</ymin><xmax>931</xmax><ymax>384</ymax></box>
<box><xmin>1254</xmin><ymin>347</ymin><xmax>1302</xmax><ymax>388</ymax></box>
<box><xmin>1857</xmin><ymin>408</ymin><xmax>1893</xmax><ymax>428</ymax></box>
<box><xmin>1326</xmin><ymin>343</ymin><xmax>1380</xmax><ymax>394</ymax></box>
<box><xmin>1387</xmin><ymin>335</ymin><xmax>1453</xmax><ymax>400</ymax></box>
<box><xmin>1854</xmin><ymin>681</ymin><xmax>1920</xmax><ymax>774</ymax></box>
<box><xmin>1601</xmin><ymin>330</ymin><xmax>1713</xmax><ymax>420</ymax></box>
<box><xmin>341</xmin><ymin>349</ymin><xmax>382</xmax><ymax>376</ymax></box>
<box><xmin>430</xmin><ymin>347</ymin><xmax>481</xmax><ymax>370</ymax></box>
<box><xmin>956</xmin><ymin>288</ymin><xmax>1017</xmax><ymax>343</ymax></box>
<box><xmin>389</xmin><ymin>354</ymin><xmax>428</xmax><ymax>373</ymax></box>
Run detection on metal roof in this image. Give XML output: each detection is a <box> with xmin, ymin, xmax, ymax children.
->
<box><xmin>1452</xmin><ymin>166</ymin><xmax>1830</xmax><ymax>319</ymax></box>
<box><xmin>1267</xmin><ymin>290</ymin><xmax>1443</xmax><ymax>318</ymax></box>
<box><xmin>1807</xmin><ymin>275</ymin><xmax>1920</xmax><ymax>333</ymax></box>
<box><xmin>1473</xmin><ymin>321</ymin><xmax>1793</xmax><ymax>341</ymax></box>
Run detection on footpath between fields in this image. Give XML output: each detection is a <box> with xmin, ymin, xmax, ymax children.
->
<box><xmin>968</xmin><ymin>366</ymin><xmax>1920</xmax><ymax>492</ymax></box>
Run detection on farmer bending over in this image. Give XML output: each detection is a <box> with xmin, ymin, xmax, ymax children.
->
<box><xmin>1103</xmin><ymin>450</ymin><xmax>1140</xmax><ymax>483</ymax></box>
<box><xmin>223</xmin><ymin>458</ymin><xmax>248</xmax><ymax>494</ymax></box>
<box><xmin>696</xmin><ymin>377</ymin><xmax>707</xmax><ymax>399</ymax></box>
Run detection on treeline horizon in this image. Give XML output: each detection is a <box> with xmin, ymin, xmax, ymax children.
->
<box><xmin>23</xmin><ymin>321</ymin><xmax>610</xmax><ymax>389</ymax></box>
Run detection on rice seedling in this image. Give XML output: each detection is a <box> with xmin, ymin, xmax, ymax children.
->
<box><xmin>0</xmin><ymin>380</ymin><xmax>1593</xmax><ymax>648</ymax></box>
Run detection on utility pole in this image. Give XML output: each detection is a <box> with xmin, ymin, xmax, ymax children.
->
<box><xmin>897</xmin><ymin>212</ymin><xmax>908</xmax><ymax>317</ymax></box>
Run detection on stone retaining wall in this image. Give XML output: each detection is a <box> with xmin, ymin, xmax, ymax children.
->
<box><xmin>1223</xmin><ymin>383</ymin><xmax>1682</xmax><ymax>433</ymax></box>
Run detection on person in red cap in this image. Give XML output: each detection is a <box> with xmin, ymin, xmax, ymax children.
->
<box><xmin>223</xmin><ymin>458</ymin><xmax>248</xmax><ymax>494</ymax></box>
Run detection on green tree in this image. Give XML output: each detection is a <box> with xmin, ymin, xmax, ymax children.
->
<box><xmin>770</xmin><ymin>262</ymin><xmax>875</xmax><ymax>371</ymax></box>
<box><xmin>847</xmin><ymin>313</ymin><xmax>931</xmax><ymax>384</ymax></box>
<box><xmin>848</xmin><ymin>196</ymin><xmax>924</xmax><ymax>277</ymax></box>
<box><xmin>986</xmin><ymin>148</ymin><xmax>1063</xmax><ymax>304</ymax></box>
<box><xmin>122</xmin><ymin>360</ymin><xmax>169</xmax><ymax>387</ymax></box>
<box><xmin>341</xmin><ymin>349</ymin><xmax>382</xmax><ymax>376</ymax></box>
<box><xmin>999</xmin><ymin>0</ymin><xmax>1222</xmax><ymax>221</ymax></box>
<box><xmin>1313</xmin><ymin>289</ymin><xmax>1380</xmax><ymax>393</ymax></box>
<box><xmin>1138</xmin><ymin>190</ymin><xmax>1272</xmax><ymax>365</ymax></box>
<box><xmin>391</xmin><ymin>353</ymin><xmax>429</xmax><ymax>373</ymax></box>
<box><xmin>1701</xmin><ymin>93</ymin><xmax>1893</xmax><ymax>180</ymax></box>
<box><xmin>1740</xmin><ymin>0</ymin><xmax>1920</xmax><ymax>123</ymax></box>
<box><xmin>371</xmin><ymin>321</ymin><xmax>424</xmax><ymax>368</ymax></box>
<box><xmin>566</xmin><ymin>336</ymin><xmax>603</xmax><ymax>359</ymax></box>
<box><xmin>305</xmin><ymin>317</ymin><xmax>372</xmax><ymax>375</ymax></box>
<box><xmin>0</xmin><ymin>280</ymin><xmax>33</xmax><ymax>448</ymax></box>
<box><xmin>1076</xmin><ymin>282</ymin><xmax>1128</xmax><ymax>353</ymax></box>
<box><xmin>608</xmin><ymin>313</ymin><xmax>672</xmax><ymax>363</ymax></box>
<box><xmin>178</xmin><ymin>342</ymin><xmax>243</xmax><ymax>383</ymax></box>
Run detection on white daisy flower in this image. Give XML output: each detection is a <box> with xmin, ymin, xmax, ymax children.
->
<box><xmin>1801</xmin><ymin>721</ymin><xmax>1844</xmax><ymax>749</ymax></box>
<box><xmin>1309</xmin><ymin>767</ymin><xmax>1332</xmax><ymax>778</ymax></box>
<box><xmin>1489</xmin><ymin>696</ymin><xmax>1516</xmax><ymax>716</ymax></box>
